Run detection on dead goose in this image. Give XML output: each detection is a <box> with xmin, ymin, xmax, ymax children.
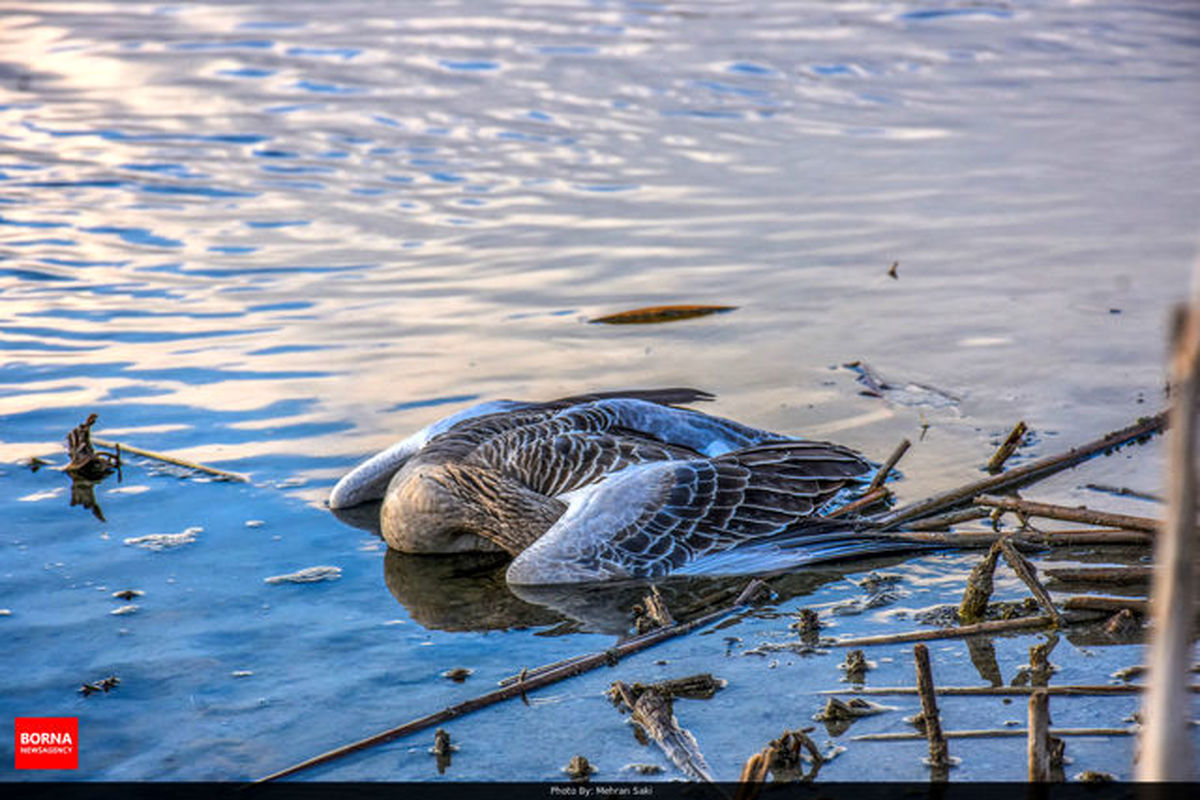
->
<box><xmin>330</xmin><ymin>389</ymin><xmax>889</xmax><ymax>585</ymax></box>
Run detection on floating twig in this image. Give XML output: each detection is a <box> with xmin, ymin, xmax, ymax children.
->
<box><xmin>975</xmin><ymin>495</ymin><xmax>1159</xmax><ymax>533</ymax></box>
<box><xmin>868</xmin><ymin>438</ymin><xmax>911</xmax><ymax>492</ymax></box>
<box><xmin>1044</xmin><ymin>566</ymin><xmax>1154</xmax><ymax>585</ymax></box>
<box><xmin>999</xmin><ymin>538</ymin><xmax>1065</xmax><ymax>627</ymax></box>
<box><xmin>253</xmin><ymin>579</ymin><xmax>769</xmax><ymax>782</ymax></box>
<box><xmin>1062</xmin><ymin>596</ymin><xmax>1149</xmax><ymax>616</ymax></box>
<box><xmin>1084</xmin><ymin>483</ymin><xmax>1164</xmax><ymax>503</ymax></box>
<box><xmin>913</xmin><ymin>644</ymin><xmax>950</xmax><ymax>774</ymax></box>
<box><xmin>830</xmin><ymin>614</ymin><xmax>1060</xmax><ymax>648</ymax></box>
<box><xmin>868</xmin><ymin>412</ymin><xmax>1166</xmax><ymax>530</ymax></box>
<box><xmin>589</xmin><ymin>304</ymin><xmax>736</xmax><ymax>325</ymax></box>
<box><xmin>853</xmin><ymin>728</ymin><xmax>1134</xmax><ymax>742</ymax></box>
<box><xmin>823</xmin><ymin>684</ymin><xmax>1200</xmax><ymax>697</ymax></box>
<box><xmin>91</xmin><ymin>437</ymin><xmax>249</xmax><ymax>483</ymax></box>
<box><xmin>872</xmin><ymin>529</ymin><xmax>1152</xmax><ymax>548</ymax></box>
<box><xmin>986</xmin><ymin>421</ymin><xmax>1028</xmax><ymax>474</ymax></box>
<box><xmin>826</xmin><ymin>487</ymin><xmax>890</xmax><ymax>519</ymax></box>
<box><xmin>901</xmin><ymin>507</ymin><xmax>991</xmax><ymax>531</ymax></box>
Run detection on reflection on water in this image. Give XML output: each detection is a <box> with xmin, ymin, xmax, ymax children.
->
<box><xmin>386</xmin><ymin>545</ymin><xmax>918</xmax><ymax>636</ymax></box>
<box><xmin>2</xmin><ymin>0</ymin><xmax>1197</xmax><ymax>782</ymax></box>
<box><xmin>383</xmin><ymin>549</ymin><xmax>562</xmax><ymax>633</ymax></box>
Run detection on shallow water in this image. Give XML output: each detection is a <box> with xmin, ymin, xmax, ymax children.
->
<box><xmin>1</xmin><ymin>0</ymin><xmax>1197</xmax><ymax>782</ymax></box>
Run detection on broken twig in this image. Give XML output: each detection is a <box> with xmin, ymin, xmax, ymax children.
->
<box><xmin>999</xmin><ymin>538</ymin><xmax>1065</xmax><ymax>627</ymax></box>
<box><xmin>986</xmin><ymin>421</ymin><xmax>1028</xmax><ymax>474</ymax></box>
<box><xmin>975</xmin><ymin>495</ymin><xmax>1158</xmax><ymax>533</ymax></box>
<box><xmin>869</xmin><ymin>412</ymin><xmax>1166</xmax><ymax>530</ymax></box>
<box><xmin>91</xmin><ymin>437</ymin><xmax>248</xmax><ymax>483</ymax></box>
<box><xmin>913</xmin><ymin>644</ymin><xmax>950</xmax><ymax>770</ymax></box>
<box><xmin>868</xmin><ymin>438</ymin><xmax>911</xmax><ymax>492</ymax></box>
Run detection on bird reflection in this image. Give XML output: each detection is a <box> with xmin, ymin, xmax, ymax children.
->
<box><xmin>337</xmin><ymin>498</ymin><xmax>917</xmax><ymax>636</ymax></box>
<box><xmin>388</xmin><ymin>548</ymin><xmax>915</xmax><ymax>637</ymax></box>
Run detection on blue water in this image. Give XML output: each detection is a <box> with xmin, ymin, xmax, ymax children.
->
<box><xmin>1</xmin><ymin>0</ymin><xmax>1197</xmax><ymax>782</ymax></box>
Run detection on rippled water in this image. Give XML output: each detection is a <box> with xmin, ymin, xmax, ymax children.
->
<box><xmin>2</xmin><ymin>0</ymin><xmax>1197</xmax><ymax>782</ymax></box>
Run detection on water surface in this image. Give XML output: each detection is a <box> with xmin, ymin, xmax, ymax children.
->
<box><xmin>1</xmin><ymin>0</ymin><xmax>1197</xmax><ymax>782</ymax></box>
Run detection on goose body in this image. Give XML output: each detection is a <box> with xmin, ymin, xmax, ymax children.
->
<box><xmin>330</xmin><ymin>389</ymin><xmax>880</xmax><ymax>585</ymax></box>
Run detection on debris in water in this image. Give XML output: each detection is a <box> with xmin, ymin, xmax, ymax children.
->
<box><xmin>123</xmin><ymin>527</ymin><xmax>201</xmax><ymax>551</ymax></box>
<box><xmin>442</xmin><ymin>667</ymin><xmax>473</xmax><ymax>683</ymax></box>
<box><xmin>64</xmin><ymin>413</ymin><xmax>120</xmax><ymax>480</ymax></box>
<box><xmin>843</xmin><ymin>360</ymin><xmax>960</xmax><ymax>409</ymax></box>
<box><xmin>564</xmin><ymin>754</ymin><xmax>595</xmax><ymax>782</ymax></box>
<box><xmin>79</xmin><ymin>675</ymin><xmax>120</xmax><ymax>696</ymax></box>
<box><xmin>430</xmin><ymin>728</ymin><xmax>457</xmax><ymax>774</ymax></box>
<box><xmin>231</xmin><ymin>670</ymin><xmax>254</xmax><ymax>678</ymax></box>
<box><xmin>590</xmin><ymin>304</ymin><xmax>737</xmax><ymax>325</ymax></box>
<box><xmin>623</xmin><ymin>763</ymin><xmax>663</xmax><ymax>775</ymax></box>
<box><xmin>109</xmin><ymin>604</ymin><xmax>138</xmax><ymax>616</ymax></box>
<box><xmin>264</xmin><ymin>566</ymin><xmax>342</xmax><ymax>584</ymax></box>
<box><xmin>840</xmin><ymin>650</ymin><xmax>872</xmax><ymax>683</ymax></box>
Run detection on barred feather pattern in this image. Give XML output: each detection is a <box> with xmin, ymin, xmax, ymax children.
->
<box><xmin>505</xmin><ymin>442</ymin><xmax>872</xmax><ymax>584</ymax></box>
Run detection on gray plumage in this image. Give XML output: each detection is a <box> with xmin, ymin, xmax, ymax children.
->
<box><xmin>329</xmin><ymin>389</ymin><xmax>876</xmax><ymax>584</ymax></box>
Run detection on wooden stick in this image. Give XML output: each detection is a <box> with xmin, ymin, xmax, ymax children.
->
<box><xmin>1084</xmin><ymin>483</ymin><xmax>1164</xmax><ymax>504</ymax></box>
<box><xmin>826</xmin><ymin>487</ymin><xmax>890</xmax><ymax>519</ymax></box>
<box><xmin>975</xmin><ymin>495</ymin><xmax>1159</xmax><ymax>533</ymax></box>
<box><xmin>868</xmin><ymin>438</ymin><xmax>911</xmax><ymax>491</ymax></box>
<box><xmin>874</xmin><ymin>529</ymin><xmax>1152</xmax><ymax>548</ymax></box>
<box><xmin>999</xmin><ymin>538</ymin><xmax>1065</xmax><ymax>627</ymax></box>
<box><xmin>1062</xmin><ymin>596</ymin><xmax>1149</xmax><ymax>615</ymax></box>
<box><xmin>1044</xmin><ymin>566</ymin><xmax>1154</xmax><ymax>584</ymax></box>
<box><xmin>853</xmin><ymin>728</ymin><xmax>1133</xmax><ymax>742</ymax></box>
<box><xmin>1028</xmin><ymin>689</ymin><xmax>1051</xmax><ymax>781</ymax></box>
<box><xmin>253</xmin><ymin>579</ymin><xmax>768</xmax><ymax>782</ymax></box>
<box><xmin>91</xmin><ymin>437</ymin><xmax>249</xmax><ymax>483</ymax></box>
<box><xmin>868</xmin><ymin>412</ymin><xmax>1166</xmax><ymax>530</ymax></box>
<box><xmin>1140</xmin><ymin>300</ymin><xmax>1200</xmax><ymax>782</ymax></box>
<box><xmin>901</xmin><ymin>507</ymin><xmax>990</xmax><ymax>531</ymax></box>
<box><xmin>913</xmin><ymin>644</ymin><xmax>950</xmax><ymax>769</ymax></box>
<box><xmin>987</xmin><ymin>421</ymin><xmax>1028</xmax><ymax>474</ymax></box>
<box><xmin>958</xmin><ymin>542</ymin><xmax>1001</xmax><ymax>623</ymax></box>
<box><xmin>830</xmin><ymin>615</ymin><xmax>1058</xmax><ymax>648</ymax></box>
<box><xmin>823</xmin><ymin>684</ymin><xmax>1200</xmax><ymax>696</ymax></box>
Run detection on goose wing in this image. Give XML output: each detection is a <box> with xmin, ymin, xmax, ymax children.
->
<box><xmin>504</xmin><ymin>441</ymin><xmax>872</xmax><ymax>585</ymax></box>
<box><xmin>329</xmin><ymin>388</ymin><xmax>712</xmax><ymax>509</ymax></box>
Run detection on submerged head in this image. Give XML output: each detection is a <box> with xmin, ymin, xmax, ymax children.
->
<box><xmin>381</xmin><ymin>463</ymin><xmax>506</xmax><ymax>554</ymax></box>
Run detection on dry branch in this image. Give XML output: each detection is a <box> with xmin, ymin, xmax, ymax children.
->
<box><xmin>869</xmin><ymin>412</ymin><xmax>1166</xmax><ymax>530</ymax></box>
<box><xmin>868</xmin><ymin>438</ymin><xmax>911</xmax><ymax>492</ymax></box>
<box><xmin>999</xmin><ymin>538</ymin><xmax>1065</xmax><ymax>627</ymax></box>
<box><xmin>987</xmin><ymin>421</ymin><xmax>1028</xmax><ymax>474</ymax></box>
<box><xmin>1044</xmin><ymin>566</ymin><xmax>1154</xmax><ymax>585</ymax></box>
<box><xmin>824</xmin><ymin>684</ymin><xmax>1200</xmax><ymax>697</ymax></box>
<box><xmin>853</xmin><ymin>728</ymin><xmax>1133</xmax><ymax>742</ymax></box>
<box><xmin>830</xmin><ymin>614</ymin><xmax>1059</xmax><ymax>648</ymax></box>
<box><xmin>91</xmin><ymin>437</ymin><xmax>248</xmax><ymax>483</ymax></box>
<box><xmin>913</xmin><ymin>644</ymin><xmax>950</xmax><ymax>769</ymax></box>
<box><xmin>974</xmin><ymin>495</ymin><xmax>1159</xmax><ymax>533</ymax></box>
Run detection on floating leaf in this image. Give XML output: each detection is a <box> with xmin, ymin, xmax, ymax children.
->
<box><xmin>590</xmin><ymin>304</ymin><xmax>737</xmax><ymax>325</ymax></box>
